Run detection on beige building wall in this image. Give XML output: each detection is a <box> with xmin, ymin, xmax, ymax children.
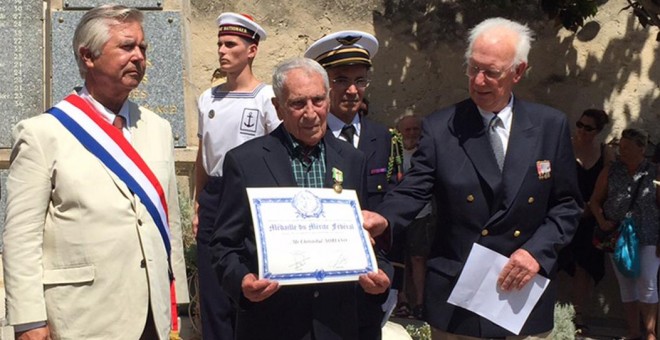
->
<box><xmin>187</xmin><ymin>0</ymin><xmax>658</xmax><ymax>143</ymax></box>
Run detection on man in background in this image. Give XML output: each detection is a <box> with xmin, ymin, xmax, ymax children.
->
<box><xmin>193</xmin><ymin>12</ymin><xmax>280</xmax><ymax>339</ymax></box>
<box><xmin>392</xmin><ymin>114</ymin><xmax>435</xmax><ymax>320</ymax></box>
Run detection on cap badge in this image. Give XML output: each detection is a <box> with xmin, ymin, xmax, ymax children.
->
<box><xmin>337</xmin><ymin>36</ymin><xmax>361</xmax><ymax>45</ymax></box>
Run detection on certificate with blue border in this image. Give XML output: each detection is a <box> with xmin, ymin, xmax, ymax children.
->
<box><xmin>246</xmin><ymin>187</ymin><xmax>378</xmax><ymax>285</ymax></box>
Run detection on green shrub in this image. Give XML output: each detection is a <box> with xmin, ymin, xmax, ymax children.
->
<box><xmin>406</xmin><ymin>323</ymin><xmax>432</xmax><ymax>340</ymax></box>
<box><xmin>551</xmin><ymin>302</ymin><xmax>577</xmax><ymax>340</ymax></box>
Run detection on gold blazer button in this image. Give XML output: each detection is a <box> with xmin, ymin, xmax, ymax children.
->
<box><xmin>514</xmin><ymin>230</ymin><xmax>521</xmax><ymax>237</ymax></box>
<box><xmin>467</xmin><ymin>194</ymin><xmax>475</xmax><ymax>202</ymax></box>
<box><xmin>481</xmin><ymin>229</ymin><xmax>489</xmax><ymax>236</ymax></box>
<box><xmin>377</xmin><ymin>184</ymin><xmax>383</xmax><ymax>191</ymax></box>
<box><xmin>528</xmin><ymin>197</ymin><xmax>535</xmax><ymax>204</ymax></box>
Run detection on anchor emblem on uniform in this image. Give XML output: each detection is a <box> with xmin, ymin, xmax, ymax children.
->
<box><xmin>244</xmin><ymin>111</ymin><xmax>255</xmax><ymax>128</ymax></box>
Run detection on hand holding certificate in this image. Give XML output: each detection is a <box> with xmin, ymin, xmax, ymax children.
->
<box><xmin>246</xmin><ymin>187</ymin><xmax>378</xmax><ymax>285</ymax></box>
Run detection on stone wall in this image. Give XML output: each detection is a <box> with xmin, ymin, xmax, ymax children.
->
<box><xmin>188</xmin><ymin>0</ymin><xmax>659</xmax><ymax>142</ymax></box>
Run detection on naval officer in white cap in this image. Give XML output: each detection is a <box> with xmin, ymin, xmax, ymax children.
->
<box><xmin>304</xmin><ymin>30</ymin><xmax>396</xmax><ymax>210</ymax></box>
<box><xmin>306</xmin><ymin>30</ymin><xmax>395</xmax><ymax>340</ymax></box>
<box><xmin>195</xmin><ymin>12</ymin><xmax>280</xmax><ymax>339</ymax></box>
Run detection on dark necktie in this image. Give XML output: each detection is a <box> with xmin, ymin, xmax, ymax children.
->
<box><xmin>488</xmin><ymin>116</ymin><xmax>504</xmax><ymax>171</ymax></box>
<box><xmin>340</xmin><ymin>125</ymin><xmax>356</xmax><ymax>147</ymax></box>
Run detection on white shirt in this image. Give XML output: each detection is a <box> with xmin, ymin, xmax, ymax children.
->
<box><xmin>79</xmin><ymin>86</ymin><xmax>131</xmax><ymax>141</ymax></box>
<box><xmin>197</xmin><ymin>83</ymin><xmax>281</xmax><ymax>177</ymax></box>
<box><xmin>478</xmin><ymin>95</ymin><xmax>514</xmax><ymax>155</ymax></box>
<box><xmin>327</xmin><ymin>113</ymin><xmax>361</xmax><ymax>148</ymax></box>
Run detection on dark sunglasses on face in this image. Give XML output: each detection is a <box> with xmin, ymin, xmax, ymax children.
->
<box><xmin>576</xmin><ymin>121</ymin><xmax>597</xmax><ymax>132</ymax></box>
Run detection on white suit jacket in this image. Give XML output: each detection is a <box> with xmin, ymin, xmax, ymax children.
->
<box><xmin>3</xmin><ymin>101</ymin><xmax>189</xmax><ymax>339</ymax></box>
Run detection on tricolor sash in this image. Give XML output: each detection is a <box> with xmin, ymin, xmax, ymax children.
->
<box><xmin>47</xmin><ymin>94</ymin><xmax>180</xmax><ymax>335</ymax></box>
<box><xmin>47</xmin><ymin>94</ymin><xmax>172</xmax><ymax>255</ymax></box>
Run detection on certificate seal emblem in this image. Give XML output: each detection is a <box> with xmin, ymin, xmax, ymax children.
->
<box><xmin>314</xmin><ymin>269</ymin><xmax>327</xmax><ymax>281</ymax></box>
<box><xmin>292</xmin><ymin>190</ymin><xmax>324</xmax><ymax>218</ymax></box>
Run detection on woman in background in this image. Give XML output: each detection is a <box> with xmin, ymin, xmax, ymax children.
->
<box><xmin>590</xmin><ymin>129</ymin><xmax>660</xmax><ymax>340</ymax></box>
<box><xmin>559</xmin><ymin>109</ymin><xmax>614</xmax><ymax>333</ymax></box>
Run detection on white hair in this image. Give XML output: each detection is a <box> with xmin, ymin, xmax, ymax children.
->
<box><xmin>272</xmin><ymin>58</ymin><xmax>329</xmax><ymax>104</ymax></box>
<box><xmin>73</xmin><ymin>4</ymin><xmax>143</xmax><ymax>78</ymax></box>
<box><xmin>395</xmin><ymin>113</ymin><xmax>420</xmax><ymax>130</ymax></box>
<box><xmin>465</xmin><ymin>17</ymin><xmax>534</xmax><ymax>67</ymax></box>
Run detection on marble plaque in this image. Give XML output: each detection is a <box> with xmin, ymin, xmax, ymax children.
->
<box><xmin>0</xmin><ymin>1</ymin><xmax>44</xmax><ymax>147</ymax></box>
<box><xmin>62</xmin><ymin>0</ymin><xmax>163</xmax><ymax>10</ymax></box>
<box><xmin>51</xmin><ymin>11</ymin><xmax>187</xmax><ymax>147</ymax></box>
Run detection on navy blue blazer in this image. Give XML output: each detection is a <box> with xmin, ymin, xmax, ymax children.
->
<box><xmin>377</xmin><ymin>98</ymin><xmax>582</xmax><ymax>337</ymax></box>
<box><xmin>354</xmin><ymin>117</ymin><xmax>396</xmax><ymax>339</ymax></box>
<box><xmin>358</xmin><ymin>117</ymin><xmax>397</xmax><ymax>210</ymax></box>
<box><xmin>210</xmin><ymin>125</ymin><xmax>369</xmax><ymax>340</ymax></box>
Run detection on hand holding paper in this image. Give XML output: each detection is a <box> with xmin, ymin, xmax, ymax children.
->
<box><xmin>447</xmin><ymin>244</ymin><xmax>550</xmax><ymax>335</ymax></box>
<box><xmin>497</xmin><ymin>249</ymin><xmax>540</xmax><ymax>291</ymax></box>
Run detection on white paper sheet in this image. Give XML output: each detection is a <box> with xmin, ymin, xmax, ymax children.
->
<box><xmin>246</xmin><ymin>187</ymin><xmax>378</xmax><ymax>285</ymax></box>
<box><xmin>447</xmin><ymin>243</ymin><xmax>550</xmax><ymax>335</ymax></box>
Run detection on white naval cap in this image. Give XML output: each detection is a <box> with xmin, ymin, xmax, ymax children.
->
<box><xmin>304</xmin><ymin>30</ymin><xmax>378</xmax><ymax>68</ymax></box>
<box><xmin>216</xmin><ymin>12</ymin><xmax>267</xmax><ymax>43</ymax></box>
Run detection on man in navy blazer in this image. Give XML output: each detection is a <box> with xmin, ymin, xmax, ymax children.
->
<box><xmin>364</xmin><ymin>18</ymin><xmax>582</xmax><ymax>339</ymax></box>
<box><xmin>210</xmin><ymin>57</ymin><xmax>390</xmax><ymax>340</ymax></box>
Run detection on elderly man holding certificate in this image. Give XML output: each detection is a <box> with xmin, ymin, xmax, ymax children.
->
<box><xmin>210</xmin><ymin>57</ymin><xmax>390</xmax><ymax>340</ymax></box>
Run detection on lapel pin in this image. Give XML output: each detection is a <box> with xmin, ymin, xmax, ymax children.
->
<box><xmin>536</xmin><ymin>160</ymin><xmax>551</xmax><ymax>180</ymax></box>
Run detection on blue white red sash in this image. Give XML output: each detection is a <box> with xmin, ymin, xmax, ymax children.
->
<box><xmin>46</xmin><ymin>94</ymin><xmax>171</xmax><ymax>255</ymax></box>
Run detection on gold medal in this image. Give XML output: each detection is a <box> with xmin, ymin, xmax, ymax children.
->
<box><xmin>333</xmin><ymin>183</ymin><xmax>343</xmax><ymax>193</ymax></box>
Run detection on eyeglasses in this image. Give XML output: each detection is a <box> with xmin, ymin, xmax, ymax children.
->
<box><xmin>465</xmin><ymin>64</ymin><xmax>513</xmax><ymax>81</ymax></box>
<box><xmin>575</xmin><ymin>121</ymin><xmax>597</xmax><ymax>132</ymax></box>
<box><xmin>331</xmin><ymin>77</ymin><xmax>370</xmax><ymax>89</ymax></box>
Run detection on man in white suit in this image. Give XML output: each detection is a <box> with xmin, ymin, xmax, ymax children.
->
<box><xmin>3</xmin><ymin>5</ymin><xmax>188</xmax><ymax>340</ymax></box>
